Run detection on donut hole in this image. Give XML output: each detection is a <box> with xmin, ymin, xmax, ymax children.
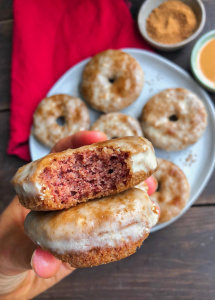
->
<box><xmin>169</xmin><ymin>115</ymin><xmax>178</xmax><ymax>122</ymax></box>
<box><xmin>156</xmin><ymin>182</ymin><xmax>161</xmax><ymax>192</ymax></box>
<box><xmin>56</xmin><ymin>116</ymin><xmax>66</xmax><ymax>126</ymax></box>
<box><xmin>108</xmin><ymin>77</ymin><xmax>116</xmax><ymax>84</ymax></box>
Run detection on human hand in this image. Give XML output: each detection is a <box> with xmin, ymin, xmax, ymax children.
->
<box><xmin>0</xmin><ymin>131</ymin><xmax>157</xmax><ymax>299</ymax></box>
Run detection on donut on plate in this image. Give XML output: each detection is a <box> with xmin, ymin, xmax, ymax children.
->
<box><xmin>32</xmin><ymin>94</ymin><xmax>90</xmax><ymax>149</ymax></box>
<box><xmin>12</xmin><ymin>137</ymin><xmax>157</xmax><ymax>211</ymax></box>
<box><xmin>141</xmin><ymin>88</ymin><xmax>207</xmax><ymax>151</ymax></box>
<box><xmin>150</xmin><ymin>158</ymin><xmax>190</xmax><ymax>223</ymax></box>
<box><xmin>24</xmin><ymin>188</ymin><xmax>159</xmax><ymax>268</ymax></box>
<box><xmin>91</xmin><ymin>113</ymin><xmax>143</xmax><ymax>139</ymax></box>
<box><xmin>81</xmin><ymin>50</ymin><xmax>144</xmax><ymax>112</ymax></box>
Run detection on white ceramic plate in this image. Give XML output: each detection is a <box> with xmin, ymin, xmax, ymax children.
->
<box><xmin>30</xmin><ymin>48</ymin><xmax>215</xmax><ymax>232</ymax></box>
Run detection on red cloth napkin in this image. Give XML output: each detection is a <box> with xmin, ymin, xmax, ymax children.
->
<box><xmin>8</xmin><ymin>0</ymin><xmax>152</xmax><ymax>161</ymax></box>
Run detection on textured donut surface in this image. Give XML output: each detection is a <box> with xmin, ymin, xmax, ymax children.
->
<box><xmin>32</xmin><ymin>94</ymin><xmax>90</xmax><ymax>148</ymax></box>
<box><xmin>24</xmin><ymin>188</ymin><xmax>159</xmax><ymax>268</ymax></box>
<box><xmin>141</xmin><ymin>88</ymin><xmax>207</xmax><ymax>151</ymax></box>
<box><xmin>12</xmin><ymin>137</ymin><xmax>157</xmax><ymax>211</ymax></box>
<box><xmin>91</xmin><ymin>113</ymin><xmax>143</xmax><ymax>139</ymax></box>
<box><xmin>81</xmin><ymin>50</ymin><xmax>144</xmax><ymax>112</ymax></box>
<box><xmin>150</xmin><ymin>158</ymin><xmax>190</xmax><ymax>223</ymax></box>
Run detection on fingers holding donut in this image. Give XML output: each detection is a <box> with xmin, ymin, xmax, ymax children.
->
<box><xmin>11</xmin><ymin>132</ymin><xmax>159</xmax><ymax>270</ymax></box>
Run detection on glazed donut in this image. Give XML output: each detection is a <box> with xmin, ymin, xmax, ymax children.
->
<box><xmin>32</xmin><ymin>94</ymin><xmax>90</xmax><ymax>148</ymax></box>
<box><xmin>91</xmin><ymin>113</ymin><xmax>143</xmax><ymax>139</ymax></box>
<box><xmin>150</xmin><ymin>158</ymin><xmax>190</xmax><ymax>223</ymax></box>
<box><xmin>24</xmin><ymin>188</ymin><xmax>159</xmax><ymax>268</ymax></box>
<box><xmin>141</xmin><ymin>88</ymin><xmax>207</xmax><ymax>151</ymax></box>
<box><xmin>12</xmin><ymin>137</ymin><xmax>157</xmax><ymax>211</ymax></box>
<box><xmin>135</xmin><ymin>180</ymin><xmax>148</xmax><ymax>193</ymax></box>
<box><xmin>81</xmin><ymin>50</ymin><xmax>144</xmax><ymax>112</ymax></box>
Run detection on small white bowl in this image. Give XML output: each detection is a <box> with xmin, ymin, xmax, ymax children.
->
<box><xmin>138</xmin><ymin>0</ymin><xmax>206</xmax><ymax>52</ymax></box>
<box><xmin>191</xmin><ymin>30</ymin><xmax>215</xmax><ymax>93</ymax></box>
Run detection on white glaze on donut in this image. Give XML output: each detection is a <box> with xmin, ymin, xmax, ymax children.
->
<box><xmin>141</xmin><ymin>88</ymin><xmax>207</xmax><ymax>151</ymax></box>
<box><xmin>32</xmin><ymin>94</ymin><xmax>90</xmax><ymax>148</ymax></box>
<box><xmin>135</xmin><ymin>180</ymin><xmax>148</xmax><ymax>193</ymax></box>
<box><xmin>12</xmin><ymin>160</ymin><xmax>43</xmax><ymax>199</ymax></box>
<box><xmin>130</xmin><ymin>151</ymin><xmax>157</xmax><ymax>173</ymax></box>
<box><xmin>24</xmin><ymin>188</ymin><xmax>159</xmax><ymax>253</ymax></box>
<box><xmin>81</xmin><ymin>50</ymin><xmax>144</xmax><ymax>112</ymax></box>
<box><xmin>150</xmin><ymin>158</ymin><xmax>190</xmax><ymax>223</ymax></box>
<box><xmin>91</xmin><ymin>112</ymin><xmax>143</xmax><ymax>139</ymax></box>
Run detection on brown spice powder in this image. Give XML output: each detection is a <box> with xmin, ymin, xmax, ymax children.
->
<box><xmin>146</xmin><ymin>0</ymin><xmax>197</xmax><ymax>44</ymax></box>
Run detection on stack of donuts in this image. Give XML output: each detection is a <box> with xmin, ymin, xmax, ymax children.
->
<box><xmin>32</xmin><ymin>49</ymin><xmax>207</xmax><ymax>225</ymax></box>
<box><xmin>12</xmin><ymin>136</ymin><xmax>159</xmax><ymax>268</ymax></box>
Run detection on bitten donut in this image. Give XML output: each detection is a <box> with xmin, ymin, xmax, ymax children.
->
<box><xmin>91</xmin><ymin>113</ymin><xmax>143</xmax><ymax>139</ymax></box>
<box><xmin>150</xmin><ymin>158</ymin><xmax>190</xmax><ymax>223</ymax></box>
<box><xmin>12</xmin><ymin>137</ymin><xmax>157</xmax><ymax>211</ymax></box>
<box><xmin>24</xmin><ymin>188</ymin><xmax>159</xmax><ymax>268</ymax></box>
<box><xmin>141</xmin><ymin>88</ymin><xmax>207</xmax><ymax>151</ymax></box>
<box><xmin>81</xmin><ymin>50</ymin><xmax>144</xmax><ymax>112</ymax></box>
<box><xmin>32</xmin><ymin>94</ymin><xmax>90</xmax><ymax>148</ymax></box>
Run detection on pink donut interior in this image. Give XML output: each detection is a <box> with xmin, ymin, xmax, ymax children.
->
<box><xmin>39</xmin><ymin>148</ymin><xmax>130</xmax><ymax>205</ymax></box>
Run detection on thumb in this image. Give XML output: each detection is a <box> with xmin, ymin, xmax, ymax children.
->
<box><xmin>31</xmin><ymin>247</ymin><xmax>61</xmax><ymax>278</ymax></box>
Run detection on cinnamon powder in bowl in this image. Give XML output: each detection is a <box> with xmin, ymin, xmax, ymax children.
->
<box><xmin>146</xmin><ymin>1</ymin><xmax>197</xmax><ymax>44</ymax></box>
<box><xmin>138</xmin><ymin>0</ymin><xmax>206</xmax><ymax>51</ymax></box>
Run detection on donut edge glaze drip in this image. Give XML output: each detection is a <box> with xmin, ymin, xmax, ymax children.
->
<box><xmin>12</xmin><ymin>160</ymin><xmax>43</xmax><ymax>200</ymax></box>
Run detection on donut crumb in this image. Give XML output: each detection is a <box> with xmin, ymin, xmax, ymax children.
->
<box><xmin>184</xmin><ymin>152</ymin><xmax>197</xmax><ymax>166</ymax></box>
<box><xmin>39</xmin><ymin>148</ymin><xmax>130</xmax><ymax>205</ymax></box>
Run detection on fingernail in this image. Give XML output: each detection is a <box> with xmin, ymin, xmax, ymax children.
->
<box><xmin>30</xmin><ymin>247</ymin><xmax>61</xmax><ymax>279</ymax></box>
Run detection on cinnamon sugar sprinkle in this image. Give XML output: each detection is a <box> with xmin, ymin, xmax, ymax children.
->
<box><xmin>184</xmin><ymin>151</ymin><xmax>197</xmax><ymax>167</ymax></box>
